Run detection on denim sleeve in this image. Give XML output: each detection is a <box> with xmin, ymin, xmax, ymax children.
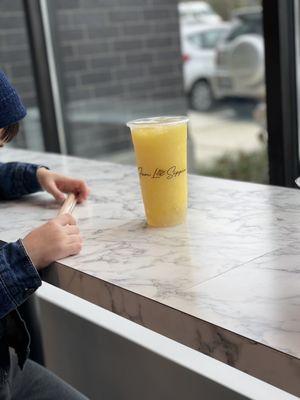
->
<box><xmin>0</xmin><ymin>240</ymin><xmax>42</xmax><ymax>319</ymax></box>
<box><xmin>0</xmin><ymin>162</ymin><xmax>43</xmax><ymax>200</ymax></box>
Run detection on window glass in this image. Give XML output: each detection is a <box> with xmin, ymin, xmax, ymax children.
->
<box><xmin>0</xmin><ymin>0</ymin><xmax>44</xmax><ymax>151</ymax></box>
<box><xmin>188</xmin><ymin>29</ymin><xmax>226</xmax><ymax>50</ymax></box>
<box><xmin>201</xmin><ymin>29</ymin><xmax>227</xmax><ymax>49</ymax></box>
<box><xmin>226</xmin><ymin>17</ymin><xmax>262</xmax><ymax>42</ymax></box>
<box><xmin>50</xmin><ymin>0</ymin><xmax>186</xmax><ymax>163</ymax></box>
<box><xmin>1</xmin><ymin>0</ymin><xmax>267</xmax><ymax>184</ymax></box>
<box><xmin>187</xmin><ymin>33</ymin><xmax>203</xmax><ymax>48</ymax></box>
<box><xmin>180</xmin><ymin>0</ymin><xmax>267</xmax><ymax>183</ymax></box>
<box><xmin>49</xmin><ymin>0</ymin><xmax>267</xmax><ymax>184</ymax></box>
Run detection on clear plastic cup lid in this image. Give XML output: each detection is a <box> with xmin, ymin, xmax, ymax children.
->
<box><xmin>127</xmin><ymin>116</ymin><xmax>189</xmax><ymax>128</ymax></box>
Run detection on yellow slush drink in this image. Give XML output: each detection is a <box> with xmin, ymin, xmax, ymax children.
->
<box><xmin>127</xmin><ymin>116</ymin><xmax>188</xmax><ymax>227</ymax></box>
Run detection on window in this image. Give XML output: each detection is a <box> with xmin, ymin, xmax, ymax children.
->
<box><xmin>0</xmin><ymin>0</ymin><xmax>44</xmax><ymax>151</ymax></box>
<box><xmin>187</xmin><ymin>33</ymin><xmax>203</xmax><ymax>48</ymax></box>
<box><xmin>187</xmin><ymin>28</ymin><xmax>226</xmax><ymax>49</ymax></box>
<box><xmin>181</xmin><ymin>0</ymin><xmax>267</xmax><ymax>184</ymax></box>
<box><xmin>24</xmin><ymin>0</ymin><xmax>186</xmax><ymax>161</ymax></box>
<box><xmin>201</xmin><ymin>29</ymin><xmax>227</xmax><ymax>49</ymax></box>
<box><xmin>19</xmin><ymin>0</ymin><xmax>267</xmax><ymax>184</ymax></box>
<box><xmin>226</xmin><ymin>16</ymin><xmax>263</xmax><ymax>42</ymax></box>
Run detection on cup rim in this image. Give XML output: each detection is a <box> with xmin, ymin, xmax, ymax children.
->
<box><xmin>127</xmin><ymin>115</ymin><xmax>189</xmax><ymax>128</ymax></box>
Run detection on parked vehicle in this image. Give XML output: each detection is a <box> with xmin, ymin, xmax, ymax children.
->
<box><xmin>178</xmin><ymin>1</ymin><xmax>222</xmax><ymax>25</ymax></box>
<box><xmin>180</xmin><ymin>23</ymin><xmax>230</xmax><ymax>111</ymax></box>
<box><xmin>211</xmin><ymin>7</ymin><xmax>265</xmax><ymax>101</ymax></box>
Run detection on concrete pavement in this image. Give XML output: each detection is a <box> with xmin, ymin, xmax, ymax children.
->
<box><xmin>188</xmin><ymin>100</ymin><xmax>263</xmax><ymax>167</ymax></box>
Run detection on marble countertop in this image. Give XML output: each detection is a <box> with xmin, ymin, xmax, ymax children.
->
<box><xmin>1</xmin><ymin>148</ymin><xmax>300</xmax><ymax>396</ymax></box>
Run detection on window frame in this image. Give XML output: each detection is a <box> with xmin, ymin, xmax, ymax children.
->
<box><xmin>263</xmin><ymin>0</ymin><xmax>300</xmax><ymax>187</ymax></box>
<box><xmin>23</xmin><ymin>0</ymin><xmax>68</xmax><ymax>154</ymax></box>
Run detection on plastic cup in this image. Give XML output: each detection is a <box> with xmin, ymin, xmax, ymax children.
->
<box><xmin>127</xmin><ymin>116</ymin><xmax>189</xmax><ymax>227</ymax></box>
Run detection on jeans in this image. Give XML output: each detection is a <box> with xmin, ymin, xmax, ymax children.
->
<box><xmin>0</xmin><ymin>350</ymin><xmax>89</xmax><ymax>400</ymax></box>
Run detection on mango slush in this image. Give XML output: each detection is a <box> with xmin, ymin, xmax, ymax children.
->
<box><xmin>128</xmin><ymin>117</ymin><xmax>188</xmax><ymax>227</ymax></box>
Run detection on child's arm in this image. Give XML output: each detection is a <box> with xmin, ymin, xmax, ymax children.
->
<box><xmin>0</xmin><ymin>213</ymin><xmax>81</xmax><ymax>319</ymax></box>
<box><xmin>0</xmin><ymin>163</ymin><xmax>90</xmax><ymax>203</ymax></box>
<box><xmin>0</xmin><ymin>239</ymin><xmax>42</xmax><ymax>319</ymax></box>
<box><xmin>0</xmin><ymin>162</ymin><xmax>42</xmax><ymax>200</ymax></box>
<box><xmin>37</xmin><ymin>168</ymin><xmax>89</xmax><ymax>203</ymax></box>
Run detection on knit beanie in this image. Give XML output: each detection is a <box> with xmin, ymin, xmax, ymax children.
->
<box><xmin>0</xmin><ymin>70</ymin><xmax>27</xmax><ymax>128</ymax></box>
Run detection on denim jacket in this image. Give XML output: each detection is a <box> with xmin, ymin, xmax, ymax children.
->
<box><xmin>0</xmin><ymin>162</ymin><xmax>43</xmax><ymax>384</ymax></box>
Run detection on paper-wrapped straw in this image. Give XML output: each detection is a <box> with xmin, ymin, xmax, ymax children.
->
<box><xmin>58</xmin><ymin>193</ymin><xmax>77</xmax><ymax>216</ymax></box>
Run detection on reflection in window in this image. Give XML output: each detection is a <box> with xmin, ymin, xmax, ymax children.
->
<box><xmin>181</xmin><ymin>1</ymin><xmax>267</xmax><ymax>183</ymax></box>
<box><xmin>0</xmin><ymin>0</ymin><xmax>44</xmax><ymax>151</ymax></box>
<box><xmin>0</xmin><ymin>0</ymin><xmax>267</xmax><ymax>183</ymax></box>
<box><xmin>51</xmin><ymin>0</ymin><xmax>187</xmax><ymax>163</ymax></box>
<box><xmin>201</xmin><ymin>29</ymin><xmax>228</xmax><ymax>49</ymax></box>
<box><xmin>187</xmin><ymin>28</ymin><xmax>227</xmax><ymax>49</ymax></box>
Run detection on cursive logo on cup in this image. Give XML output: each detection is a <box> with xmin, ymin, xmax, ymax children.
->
<box><xmin>152</xmin><ymin>168</ymin><xmax>166</xmax><ymax>178</ymax></box>
<box><xmin>166</xmin><ymin>166</ymin><xmax>186</xmax><ymax>179</ymax></box>
<box><xmin>138</xmin><ymin>167</ymin><xmax>151</xmax><ymax>177</ymax></box>
<box><xmin>138</xmin><ymin>166</ymin><xmax>186</xmax><ymax>180</ymax></box>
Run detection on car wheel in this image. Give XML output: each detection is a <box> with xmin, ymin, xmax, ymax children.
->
<box><xmin>190</xmin><ymin>80</ymin><xmax>214</xmax><ymax>112</ymax></box>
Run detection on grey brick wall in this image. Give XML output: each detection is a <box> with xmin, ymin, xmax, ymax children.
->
<box><xmin>54</xmin><ymin>0</ymin><xmax>184</xmax><ymax>103</ymax></box>
<box><xmin>0</xmin><ymin>0</ymin><xmax>184</xmax><ymax>103</ymax></box>
<box><xmin>0</xmin><ymin>0</ymin><xmax>186</xmax><ymax>157</ymax></box>
<box><xmin>0</xmin><ymin>0</ymin><xmax>37</xmax><ymax>108</ymax></box>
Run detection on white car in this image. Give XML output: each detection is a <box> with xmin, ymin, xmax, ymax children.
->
<box><xmin>180</xmin><ymin>23</ymin><xmax>230</xmax><ymax>111</ymax></box>
<box><xmin>211</xmin><ymin>7</ymin><xmax>265</xmax><ymax>101</ymax></box>
<box><xmin>178</xmin><ymin>1</ymin><xmax>222</xmax><ymax>25</ymax></box>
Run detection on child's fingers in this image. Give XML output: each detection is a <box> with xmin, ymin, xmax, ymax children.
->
<box><xmin>47</xmin><ymin>182</ymin><xmax>66</xmax><ymax>202</ymax></box>
<box><xmin>56</xmin><ymin>213</ymin><xmax>77</xmax><ymax>226</ymax></box>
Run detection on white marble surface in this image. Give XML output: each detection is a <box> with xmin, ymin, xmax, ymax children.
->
<box><xmin>1</xmin><ymin>148</ymin><xmax>300</xmax><ymax>396</ymax></box>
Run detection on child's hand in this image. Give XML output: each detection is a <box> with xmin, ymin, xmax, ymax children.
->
<box><xmin>37</xmin><ymin>167</ymin><xmax>90</xmax><ymax>203</ymax></box>
<box><xmin>22</xmin><ymin>214</ymin><xmax>82</xmax><ymax>269</ymax></box>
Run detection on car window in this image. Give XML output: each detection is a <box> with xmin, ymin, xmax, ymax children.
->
<box><xmin>201</xmin><ymin>29</ymin><xmax>227</xmax><ymax>49</ymax></box>
<box><xmin>187</xmin><ymin>28</ymin><xmax>226</xmax><ymax>50</ymax></box>
<box><xmin>187</xmin><ymin>32</ymin><xmax>202</xmax><ymax>48</ymax></box>
<box><xmin>226</xmin><ymin>18</ymin><xmax>262</xmax><ymax>42</ymax></box>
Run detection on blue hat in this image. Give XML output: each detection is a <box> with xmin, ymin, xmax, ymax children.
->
<box><xmin>0</xmin><ymin>70</ymin><xmax>27</xmax><ymax>128</ymax></box>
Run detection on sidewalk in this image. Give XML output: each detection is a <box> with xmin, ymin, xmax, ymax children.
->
<box><xmin>188</xmin><ymin>106</ymin><xmax>262</xmax><ymax>167</ymax></box>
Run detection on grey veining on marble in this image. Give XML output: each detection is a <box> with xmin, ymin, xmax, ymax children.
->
<box><xmin>1</xmin><ymin>148</ymin><xmax>300</xmax><ymax>396</ymax></box>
